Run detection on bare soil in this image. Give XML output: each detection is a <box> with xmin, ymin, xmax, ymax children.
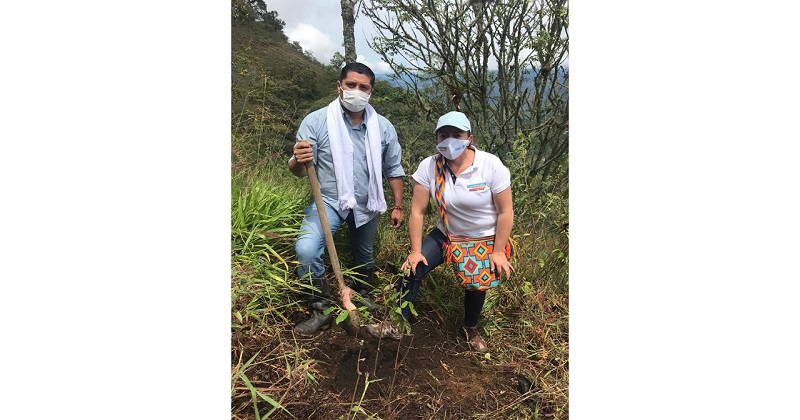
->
<box><xmin>232</xmin><ymin>302</ymin><xmax>544</xmax><ymax>420</ymax></box>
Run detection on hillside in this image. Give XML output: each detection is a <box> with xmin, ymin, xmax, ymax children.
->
<box><xmin>231</xmin><ymin>9</ymin><xmax>335</xmax><ymax>156</ymax></box>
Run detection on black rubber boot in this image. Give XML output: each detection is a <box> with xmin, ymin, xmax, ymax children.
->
<box><xmin>294</xmin><ymin>300</ymin><xmax>333</xmax><ymax>335</ymax></box>
<box><xmin>353</xmin><ymin>268</ymin><xmax>384</xmax><ymax>314</ymax></box>
<box><xmin>294</xmin><ymin>276</ymin><xmax>333</xmax><ymax>335</ymax></box>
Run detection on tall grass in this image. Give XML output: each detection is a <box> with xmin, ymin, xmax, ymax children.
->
<box><xmin>231</xmin><ymin>131</ymin><xmax>570</xmax><ymax>419</ymax></box>
<box><xmin>231</xmin><ymin>140</ymin><xmax>309</xmax><ymax>329</ymax></box>
<box><xmin>231</xmin><ymin>139</ymin><xmax>326</xmax><ymax>418</ymax></box>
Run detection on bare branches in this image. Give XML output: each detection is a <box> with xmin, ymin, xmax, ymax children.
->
<box><xmin>363</xmin><ymin>0</ymin><xmax>569</xmax><ymax>191</ymax></box>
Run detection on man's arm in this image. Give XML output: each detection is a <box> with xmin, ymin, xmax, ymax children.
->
<box><xmin>387</xmin><ymin>176</ymin><xmax>404</xmax><ymax>207</ymax></box>
<box><xmin>387</xmin><ymin>176</ymin><xmax>405</xmax><ymax>228</ymax></box>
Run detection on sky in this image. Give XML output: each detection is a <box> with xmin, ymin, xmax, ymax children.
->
<box><xmin>266</xmin><ymin>0</ymin><xmax>392</xmax><ymax>73</ymax></box>
<box><xmin>264</xmin><ymin>0</ymin><xmax>568</xmax><ymax>73</ymax></box>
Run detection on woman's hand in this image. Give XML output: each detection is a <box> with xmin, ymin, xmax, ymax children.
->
<box><xmin>401</xmin><ymin>251</ymin><xmax>428</xmax><ymax>276</ymax></box>
<box><xmin>490</xmin><ymin>253</ymin><xmax>514</xmax><ymax>279</ymax></box>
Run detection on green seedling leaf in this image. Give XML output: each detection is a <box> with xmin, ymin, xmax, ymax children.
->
<box><xmin>261</xmin><ymin>394</ymin><xmax>289</xmax><ymax>417</ymax></box>
<box><xmin>306</xmin><ymin>372</ymin><xmax>318</xmax><ymax>385</ymax></box>
<box><xmin>335</xmin><ymin>310</ymin><xmax>349</xmax><ymax>324</ymax></box>
<box><xmin>522</xmin><ymin>281</ymin><xmax>531</xmax><ymax>295</ymax></box>
<box><xmin>240</xmin><ymin>373</ymin><xmax>262</xmax><ymax>420</ymax></box>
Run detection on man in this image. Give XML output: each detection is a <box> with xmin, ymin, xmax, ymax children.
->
<box><xmin>289</xmin><ymin>62</ymin><xmax>406</xmax><ymax>335</ymax></box>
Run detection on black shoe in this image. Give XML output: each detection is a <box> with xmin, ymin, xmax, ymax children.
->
<box><xmin>294</xmin><ymin>302</ymin><xmax>333</xmax><ymax>336</ymax></box>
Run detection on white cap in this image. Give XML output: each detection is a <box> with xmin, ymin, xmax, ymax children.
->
<box><xmin>434</xmin><ymin>111</ymin><xmax>471</xmax><ymax>133</ymax></box>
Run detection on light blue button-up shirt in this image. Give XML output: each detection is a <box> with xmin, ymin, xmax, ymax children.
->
<box><xmin>296</xmin><ymin>105</ymin><xmax>405</xmax><ymax>227</ymax></box>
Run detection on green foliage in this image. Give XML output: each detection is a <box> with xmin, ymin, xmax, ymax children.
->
<box><xmin>231</xmin><ymin>0</ymin><xmax>285</xmax><ymax>31</ymax></box>
<box><xmin>484</xmin><ymin>281</ymin><xmax>569</xmax><ymax>417</ymax></box>
<box><xmin>505</xmin><ymin>131</ymin><xmax>569</xmax><ymax>294</ymax></box>
<box><xmin>231</xmin><ymin>159</ymin><xmax>309</xmax><ymax>332</ymax></box>
<box><xmin>370</xmin><ymin>80</ymin><xmax>434</xmax><ymax>175</ymax></box>
<box><xmin>230</xmin><ymin>0</ymin><xmax>253</xmax><ymax>21</ymax></box>
<box><xmin>231</xmin><ymin>14</ymin><xmax>331</xmax><ymax>160</ymax></box>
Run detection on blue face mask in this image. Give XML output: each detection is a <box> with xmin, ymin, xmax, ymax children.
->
<box><xmin>436</xmin><ymin>137</ymin><xmax>469</xmax><ymax>160</ymax></box>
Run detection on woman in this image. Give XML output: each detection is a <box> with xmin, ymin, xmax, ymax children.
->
<box><xmin>366</xmin><ymin>111</ymin><xmax>514</xmax><ymax>353</ymax></box>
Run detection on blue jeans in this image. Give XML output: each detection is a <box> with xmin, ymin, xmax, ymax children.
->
<box><xmin>396</xmin><ymin>228</ymin><xmax>448</xmax><ymax>319</ymax></box>
<box><xmin>396</xmin><ymin>228</ymin><xmax>487</xmax><ymax>326</ymax></box>
<box><xmin>295</xmin><ymin>202</ymin><xmax>378</xmax><ymax>287</ymax></box>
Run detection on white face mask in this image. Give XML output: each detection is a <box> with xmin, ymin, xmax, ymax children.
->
<box><xmin>436</xmin><ymin>137</ymin><xmax>470</xmax><ymax>160</ymax></box>
<box><xmin>340</xmin><ymin>88</ymin><xmax>371</xmax><ymax>112</ymax></box>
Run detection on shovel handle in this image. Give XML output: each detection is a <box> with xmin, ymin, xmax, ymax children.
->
<box><xmin>304</xmin><ymin>162</ymin><xmax>347</xmax><ymax>290</ymax></box>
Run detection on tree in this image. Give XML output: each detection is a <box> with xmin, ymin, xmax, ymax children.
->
<box><xmin>362</xmin><ymin>0</ymin><xmax>569</xmax><ymax>199</ymax></box>
<box><xmin>231</xmin><ymin>0</ymin><xmax>286</xmax><ymax>36</ymax></box>
<box><xmin>341</xmin><ymin>0</ymin><xmax>358</xmax><ymax>63</ymax></box>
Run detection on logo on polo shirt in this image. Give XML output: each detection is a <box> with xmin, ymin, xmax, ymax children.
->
<box><xmin>467</xmin><ymin>182</ymin><xmax>487</xmax><ymax>192</ymax></box>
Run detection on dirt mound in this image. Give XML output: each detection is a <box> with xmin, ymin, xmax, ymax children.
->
<box><xmin>275</xmin><ymin>314</ymin><xmax>538</xmax><ymax>419</ymax></box>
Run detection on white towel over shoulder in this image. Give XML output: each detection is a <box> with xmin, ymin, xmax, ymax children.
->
<box><xmin>326</xmin><ymin>99</ymin><xmax>387</xmax><ymax>213</ymax></box>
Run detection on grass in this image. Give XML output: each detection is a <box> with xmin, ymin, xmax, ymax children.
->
<box><xmin>231</xmin><ymin>159</ymin><xmax>307</xmax><ymax>330</ymax></box>
<box><xmin>369</xmin><ymin>203</ymin><xmax>570</xmax><ymax>418</ymax></box>
<box><xmin>230</xmin><ymin>131</ymin><xmax>569</xmax><ymax>418</ymax></box>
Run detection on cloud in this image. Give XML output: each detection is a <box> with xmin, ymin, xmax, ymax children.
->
<box><xmin>284</xmin><ymin>25</ymin><xmax>392</xmax><ymax>73</ymax></box>
<box><xmin>267</xmin><ymin>0</ymin><xmax>386</xmax><ymax>68</ymax></box>
<box><xmin>357</xmin><ymin>55</ymin><xmax>392</xmax><ymax>75</ymax></box>
<box><xmin>286</xmin><ymin>23</ymin><xmax>340</xmax><ymax>64</ymax></box>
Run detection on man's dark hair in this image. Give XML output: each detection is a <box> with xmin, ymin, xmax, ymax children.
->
<box><xmin>339</xmin><ymin>62</ymin><xmax>376</xmax><ymax>88</ymax></box>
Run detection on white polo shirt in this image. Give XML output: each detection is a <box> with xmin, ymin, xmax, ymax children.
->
<box><xmin>412</xmin><ymin>147</ymin><xmax>511</xmax><ymax>238</ymax></box>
